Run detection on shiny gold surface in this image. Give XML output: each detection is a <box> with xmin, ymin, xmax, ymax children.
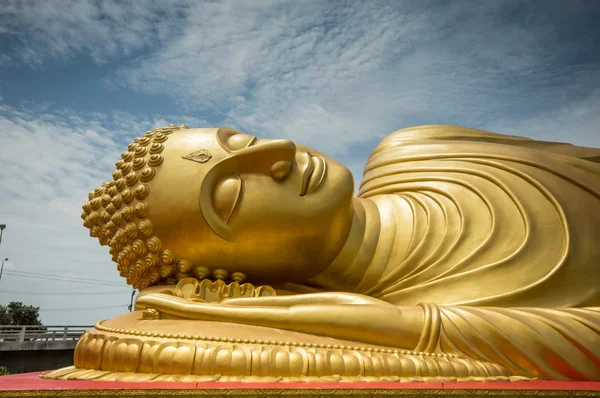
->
<box><xmin>52</xmin><ymin>124</ymin><xmax>600</xmax><ymax>382</ymax></box>
<box><xmin>43</xmin><ymin>314</ymin><xmax>517</xmax><ymax>382</ymax></box>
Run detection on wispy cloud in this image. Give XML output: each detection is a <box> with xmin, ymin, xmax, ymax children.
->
<box><xmin>4</xmin><ymin>1</ymin><xmax>599</xmax><ymax>151</ymax></box>
<box><xmin>0</xmin><ymin>0</ymin><xmax>188</xmax><ymax>65</ymax></box>
<box><xmin>106</xmin><ymin>0</ymin><xmax>600</xmax><ymax>152</ymax></box>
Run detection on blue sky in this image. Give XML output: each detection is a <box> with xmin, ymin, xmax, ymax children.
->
<box><xmin>0</xmin><ymin>0</ymin><xmax>599</xmax><ymax>324</ymax></box>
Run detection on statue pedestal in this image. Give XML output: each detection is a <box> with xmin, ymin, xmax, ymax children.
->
<box><xmin>1</xmin><ymin>372</ymin><xmax>599</xmax><ymax>397</ymax></box>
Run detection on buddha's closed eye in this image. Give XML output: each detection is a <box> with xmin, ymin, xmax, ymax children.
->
<box><xmin>210</xmin><ymin>130</ymin><xmax>257</xmax><ymax>224</ymax></box>
<box><xmin>221</xmin><ymin>131</ymin><xmax>257</xmax><ymax>151</ymax></box>
<box><xmin>213</xmin><ymin>176</ymin><xmax>243</xmax><ymax>224</ymax></box>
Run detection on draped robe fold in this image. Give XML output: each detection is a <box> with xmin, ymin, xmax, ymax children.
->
<box><xmin>310</xmin><ymin>125</ymin><xmax>600</xmax><ymax>379</ymax></box>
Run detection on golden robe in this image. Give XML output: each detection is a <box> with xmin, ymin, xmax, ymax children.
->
<box><xmin>335</xmin><ymin>125</ymin><xmax>600</xmax><ymax>380</ymax></box>
<box><xmin>347</xmin><ymin>125</ymin><xmax>600</xmax><ymax>306</ymax></box>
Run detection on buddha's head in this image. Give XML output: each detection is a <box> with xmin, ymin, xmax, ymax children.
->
<box><xmin>81</xmin><ymin>126</ymin><xmax>355</xmax><ymax>289</ymax></box>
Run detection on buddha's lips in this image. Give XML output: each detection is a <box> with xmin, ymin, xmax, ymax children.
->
<box><xmin>300</xmin><ymin>154</ymin><xmax>326</xmax><ymax>196</ymax></box>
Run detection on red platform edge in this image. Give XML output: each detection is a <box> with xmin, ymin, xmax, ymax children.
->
<box><xmin>0</xmin><ymin>372</ymin><xmax>599</xmax><ymax>391</ymax></box>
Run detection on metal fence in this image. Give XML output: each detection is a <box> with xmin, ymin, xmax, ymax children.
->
<box><xmin>0</xmin><ymin>325</ymin><xmax>92</xmax><ymax>343</ymax></box>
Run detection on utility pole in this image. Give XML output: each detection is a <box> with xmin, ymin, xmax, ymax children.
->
<box><xmin>1</xmin><ymin>224</ymin><xmax>8</xmax><ymax>286</ymax></box>
<box><xmin>0</xmin><ymin>258</ymin><xmax>8</xmax><ymax>285</ymax></box>
<box><xmin>0</xmin><ymin>224</ymin><xmax>6</xmax><ymax>248</ymax></box>
<box><xmin>128</xmin><ymin>289</ymin><xmax>137</xmax><ymax>312</ymax></box>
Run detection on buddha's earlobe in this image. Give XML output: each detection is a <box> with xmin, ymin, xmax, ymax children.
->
<box><xmin>199</xmin><ymin>165</ymin><xmax>234</xmax><ymax>242</ymax></box>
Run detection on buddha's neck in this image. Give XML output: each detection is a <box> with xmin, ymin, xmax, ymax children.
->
<box><xmin>306</xmin><ymin>197</ymin><xmax>392</xmax><ymax>292</ymax></box>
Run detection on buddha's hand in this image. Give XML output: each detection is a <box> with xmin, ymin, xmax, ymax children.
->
<box><xmin>135</xmin><ymin>292</ymin><xmax>423</xmax><ymax>348</ymax></box>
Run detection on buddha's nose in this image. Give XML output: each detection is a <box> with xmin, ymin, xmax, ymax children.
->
<box><xmin>236</xmin><ymin>138</ymin><xmax>296</xmax><ymax>181</ymax></box>
<box><xmin>265</xmin><ymin>139</ymin><xmax>295</xmax><ymax>181</ymax></box>
<box><xmin>270</xmin><ymin>160</ymin><xmax>292</xmax><ymax>181</ymax></box>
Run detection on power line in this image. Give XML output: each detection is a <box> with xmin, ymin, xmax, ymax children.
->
<box><xmin>3</xmin><ymin>269</ymin><xmax>122</xmax><ymax>284</ymax></box>
<box><xmin>2</xmin><ymin>272</ymin><xmax>124</xmax><ymax>287</ymax></box>
<box><xmin>39</xmin><ymin>305</ymin><xmax>128</xmax><ymax>312</ymax></box>
<box><xmin>2</xmin><ymin>271</ymin><xmax>124</xmax><ymax>287</ymax></box>
<box><xmin>2</xmin><ymin>251</ymin><xmax>113</xmax><ymax>269</ymax></box>
<box><xmin>0</xmin><ymin>289</ymin><xmax>131</xmax><ymax>296</ymax></box>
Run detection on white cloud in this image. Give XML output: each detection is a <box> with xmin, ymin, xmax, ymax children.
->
<box><xmin>0</xmin><ymin>0</ymin><xmax>188</xmax><ymax>66</ymax></box>
<box><xmin>2</xmin><ymin>1</ymin><xmax>599</xmax><ymax>150</ymax></box>
<box><xmin>103</xmin><ymin>1</ymin><xmax>600</xmax><ymax>154</ymax></box>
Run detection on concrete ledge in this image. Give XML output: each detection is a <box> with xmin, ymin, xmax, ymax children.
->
<box><xmin>0</xmin><ymin>350</ymin><xmax>75</xmax><ymax>374</ymax></box>
<box><xmin>0</xmin><ymin>340</ymin><xmax>78</xmax><ymax>351</ymax></box>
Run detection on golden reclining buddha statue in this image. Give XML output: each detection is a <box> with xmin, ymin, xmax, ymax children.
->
<box><xmin>44</xmin><ymin>124</ymin><xmax>600</xmax><ymax>382</ymax></box>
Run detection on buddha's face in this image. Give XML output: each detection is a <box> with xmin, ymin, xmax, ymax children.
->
<box><xmin>83</xmin><ymin>126</ymin><xmax>355</xmax><ymax>288</ymax></box>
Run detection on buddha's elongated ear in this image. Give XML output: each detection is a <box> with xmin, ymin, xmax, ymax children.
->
<box><xmin>198</xmin><ymin>158</ymin><xmax>235</xmax><ymax>242</ymax></box>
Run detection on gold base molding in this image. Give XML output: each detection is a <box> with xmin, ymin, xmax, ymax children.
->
<box><xmin>42</xmin><ymin>365</ymin><xmax>527</xmax><ymax>383</ymax></box>
<box><xmin>41</xmin><ymin>311</ymin><xmax>522</xmax><ymax>382</ymax></box>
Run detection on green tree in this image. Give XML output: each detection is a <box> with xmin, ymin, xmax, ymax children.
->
<box><xmin>0</xmin><ymin>301</ymin><xmax>42</xmax><ymax>325</ymax></box>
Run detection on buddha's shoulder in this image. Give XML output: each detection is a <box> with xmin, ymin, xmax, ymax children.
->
<box><xmin>377</xmin><ymin>125</ymin><xmax>600</xmax><ymax>163</ymax></box>
<box><xmin>380</xmin><ymin>125</ymin><xmax>530</xmax><ymax>146</ymax></box>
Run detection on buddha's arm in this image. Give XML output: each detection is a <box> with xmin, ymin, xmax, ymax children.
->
<box><xmin>136</xmin><ymin>293</ymin><xmax>600</xmax><ymax>379</ymax></box>
<box><xmin>221</xmin><ymin>292</ymin><xmax>389</xmax><ymax>306</ymax></box>
<box><xmin>136</xmin><ymin>292</ymin><xmax>424</xmax><ymax>349</ymax></box>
